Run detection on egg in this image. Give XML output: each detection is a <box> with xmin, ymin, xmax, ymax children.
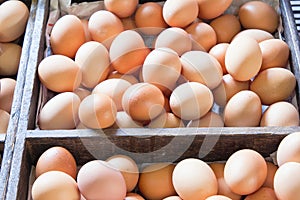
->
<box><xmin>112</xmin><ymin>111</ymin><xmax>143</xmax><ymax>128</ymax></box>
<box><xmin>233</xmin><ymin>29</ymin><xmax>274</xmax><ymax>43</ymax></box>
<box><xmin>224</xmin><ymin>149</ymin><xmax>267</xmax><ymax>195</ymax></box>
<box><xmin>209</xmin><ymin>43</ymin><xmax>229</xmax><ymax>74</ymax></box>
<box><xmin>173</xmin><ymin>158</ymin><xmax>218</xmax><ymax>199</ymax></box>
<box><xmin>104</xmin><ymin>0</ymin><xmax>138</xmax><ymax>18</ymax></box>
<box><xmin>121</xmin><ymin>17</ymin><xmax>137</xmax><ymax>30</ymax></box>
<box><xmin>38</xmin><ymin>55</ymin><xmax>82</xmax><ymax>92</ymax></box>
<box><xmin>108</xmin><ymin>71</ymin><xmax>139</xmax><ymax>84</ymax></box>
<box><xmin>187</xmin><ymin>112</ymin><xmax>224</xmax><ymax>127</ymax></box>
<box><xmin>0</xmin><ymin>43</ymin><xmax>22</xmax><ymax>76</ymax></box>
<box><xmin>260</xmin><ymin>101</ymin><xmax>299</xmax><ymax>127</ymax></box>
<box><xmin>106</xmin><ymin>155</ymin><xmax>139</xmax><ymax>192</ymax></box>
<box><xmin>110</xmin><ymin>30</ymin><xmax>150</xmax><ymax>74</ymax></box>
<box><xmin>239</xmin><ymin>1</ymin><xmax>279</xmax><ymax>33</ymax></box>
<box><xmin>148</xmin><ymin>112</ymin><xmax>184</xmax><ymax>128</ymax></box>
<box><xmin>50</xmin><ymin>15</ymin><xmax>85</xmax><ymax>58</ymax></box>
<box><xmin>125</xmin><ymin>193</ymin><xmax>145</xmax><ymax>200</ymax></box>
<box><xmin>139</xmin><ymin>163</ymin><xmax>176</xmax><ymax>200</ymax></box>
<box><xmin>205</xmin><ymin>195</ymin><xmax>232</xmax><ymax>200</ymax></box>
<box><xmin>0</xmin><ymin>78</ymin><xmax>16</xmax><ymax>113</ymax></box>
<box><xmin>181</xmin><ymin>51</ymin><xmax>223</xmax><ymax>90</ymax></box>
<box><xmin>75</xmin><ymin>41</ymin><xmax>110</xmax><ymax>88</ymax></box>
<box><xmin>223</xmin><ymin>90</ymin><xmax>261</xmax><ymax>127</ymax></box>
<box><xmin>197</xmin><ymin>0</ymin><xmax>233</xmax><ymax>20</ymax></box>
<box><xmin>277</xmin><ymin>132</ymin><xmax>300</xmax><ymax>166</ymax></box>
<box><xmin>35</xmin><ymin>146</ymin><xmax>77</xmax><ymax>179</ymax></box>
<box><xmin>77</xmin><ymin>160</ymin><xmax>127</xmax><ymax>200</ymax></box>
<box><xmin>185</xmin><ymin>22</ymin><xmax>217</xmax><ymax>52</ymax></box>
<box><xmin>225</xmin><ymin>36</ymin><xmax>262</xmax><ymax>81</ymax></box>
<box><xmin>210</xmin><ymin>14</ymin><xmax>241</xmax><ymax>43</ymax></box>
<box><xmin>274</xmin><ymin>162</ymin><xmax>300</xmax><ymax>200</ymax></box>
<box><xmin>80</xmin><ymin>19</ymin><xmax>91</xmax><ymax>42</ymax></box>
<box><xmin>38</xmin><ymin>92</ymin><xmax>81</xmax><ymax>130</ymax></box>
<box><xmin>250</xmin><ymin>68</ymin><xmax>296</xmax><ymax>105</ymax></box>
<box><xmin>163</xmin><ymin>0</ymin><xmax>198</xmax><ymax>28</ymax></box>
<box><xmin>155</xmin><ymin>27</ymin><xmax>192</xmax><ymax>56</ymax></box>
<box><xmin>163</xmin><ymin>196</ymin><xmax>182</xmax><ymax>200</ymax></box>
<box><xmin>79</xmin><ymin>93</ymin><xmax>117</xmax><ymax>129</ymax></box>
<box><xmin>0</xmin><ymin>109</ymin><xmax>9</xmax><ymax>133</ymax></box>
<box><xmin>259</xmin><ymin>39</ymin><xmax>290</xmax><ymax>70</ymax></box>
<box><xmin>122</xmin><ymin>83</ymin><xmax>165</xmax><ymax>121</ymax></box>
<box><xmin>0</xmin><ymin>0</ymin><xmax>29</xmax><ymax>42</ymax></box>
<box><xmin>244</xmin><ymin>187</ymin><xmax>277</xmax><ymax>200</ymax></box>
<box><xmin>263</xmin><ymin>162</ymin><xmax>278</xmax><ymax>188</ymax></box>
<box><xmin>88</xmin><ymin>10</ymin><xmax>124</xmax><ymax>49</ymax></box>
<box><xmin>135</xmin><ymin>2</ymin><xmax>168</xmax><ymax>35</ymax></box>
<box><xmin>73</xmin><ymin>88</ymin><xmax>91</xmax><ymax>101</ymax></box>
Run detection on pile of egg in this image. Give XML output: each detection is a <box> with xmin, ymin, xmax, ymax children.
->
<box><xmin>31</xmin><ymin>132</ymin><xmax>300</xmax><ymax>200</ymax></box>
<box><xmin>37</xmin><ymin>0</ymin><xmax>299</xmax><ymax>130</ymax></box>
<box><xmin>0</xmin><ymin>0</ymin><xmax>29</xmax><ymax>133</ymax></box>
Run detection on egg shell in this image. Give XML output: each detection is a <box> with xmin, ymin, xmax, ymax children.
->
<box><xmin>244</xmin><ymin>187</ymin><xmax>277</xmax><ymax>200</ymax></box>
<box><xmin>110</xmin><ymin>30</ymin><xmax>150</xmax><ymax>74</ymax></box>
<box><xmin>0</xmin><ymin>78</ymin><xmax>16</xmax><ymax>113</ymax></box>
<box><xmin>0</xmin><ymin>43</ymin><xmax>22</xmax><ymax>76</ymax></box>
<box><xmin>239</xmin><ymin>1</ymin><xmax>279</xmax><ymax>33</ymax></box>
<box><xmin>187</xmin><ymin>112</ymin><xmax>224</xmax><ymax>127</ymax></box>
<box><xmin>224</xmin><ymin>90</ymin><xmax>261</xmax><ymax>127</ymax></box>
<box><xmin>205</xmin><ymin>195</ymin><xmax>232</xmax><ymax>200</ymax></box>
<box><xmin>233</xmin><ymin>29</ymin><xmax>274</xmax><ymax>43</ymax></box>
<box><xmin>125</xmin><ymin>193</ymin><xmax>145</xmax><ymax>200</ymax></box>
<box><xmin>75</xmin><ymin>41</ymin><xmax>110</xmax><ymax>88</ymax></box>
<box><xmin>259</xmin><ymin>39</ymin><xmax>290</xmax><ymax>70</ymax></box>
<box><xmin>181</xmin><ymin>51</ymin><xmax>223</xmax><ymax>90</ymax></box>
<box><xmin>224</xmin><ymin>149</ymin><xmax>267</xmax><ymax>195</ymax></box>
<box><xmin>197</xmin><ymin>0</ymin><xmax>233</xmax><ymax>20</ymax></box>
<box><xmin>148</xmin><ymin>112</ymin><xmax>184</xmax><ymax>128</ymax></box>
<box><xmin>73</xmin><ymin>88</ymin><xmax>91</xmax><ymax>101</ymax></box>
<box><xmin>162</xmin><ymin>0</ymin><xmax>198</xmax><ymax>28</ymax></box>
<box><xmin>209</xmin><ymin>43</ymin><xmax>229</xmax><ymax>74</ymax></box>
<box><xmin>78</xmin><ymin>93</ymin><xmax>117</xmax><ymax>129</ymax></box>
<box><xmin>276</xmin><ymin>132</ymin><xmax>300</xmax><ymax>166</ymax></box>
<box><xmin>38</xmin><ymin>55</ymin><xmax>82</xmax><ymax>93</ymax></box>
<box><xmin>35</xmin><ymin>146</ymin><xmax>77</xmax><ymax>179</ymax></box>
<box><xmin>163</xmin><ymin>196</ymin><xmax>182</xmax><ymax>200</ymax></box>
<box><xmin>225</xmin><ymin>36</ymin><xmax>262</xmax><ymax>81</ymax></box>
<box><xmin>135</xmin><ymin>2</ymin><xmax>168</xmax><ymax>35</ymax></box>
<box><xmin>155</xmin><ymin>27</ymin><xmax>192</xmax><ymax>56</ymax></box>
<box><xmin>250</xmin><ymin>68</ymin><xmax>296</xmax><ymax>105</ymax></box>
<box><xmin>173</xmin><ymin>158</ymin><xmax>218</xmax><ymax>199</ymax></box>
<box><xmin>38</xmin><ymin>92</ymin><xmax>81</xmax><ymax>130</ymax></box>
<box><xmin>274</xmin><ymin>162</ymin><xmax>300</xmax><ymax>200</ymax></box>
<box><xmin>31</xmin><ymin>171</ymin><xmax>80</xmax><ymax>200</ymax></box>
<box><xmin>106</xmin><ymin>155</ymin><xmax>139</xmax><ymax>192</ymax></box>
<box><xmin>139</xmin><ymin>163</ymin><xmax>176</xmax><ymax>200</ymax></box>
<box><xmin>77</xmin><ymin>160</ymin><xmax>127</xmax><ymax>200</ymax></box>
<box><xmin>0</xmin><ymin>0</ymin><xmax>29</xmax><ymax>42</ymax></box>
<box><xmin>108</xmin><ymin>71</ymin><xmax>139</xmax><ymax>84</ymax></box>
<box><xmin>170</xmin><ymin>82</ymin><xmax>213</xmax><ymax>120</ymax></box>
<box><xmin>0</xmin><ymin>109</ymin><xmax>9</xmax><ymax>133</ymax></box>
<box><xmin>88</xmin><ymin>10</ymin><xmax>124</xmax><ymax>49</ymax></box>
<box><xmin>112</xmin><ymin>111</ymin><xmax>143</xmax><ymax>128</ymax></box>
<box><xmin>104</xmin><ymin>0</ymin><xmax>138</xmax><ymax>18</ymax></box>
<box><xmin>50</xmin><ymin>15</ymin><xmax>85</xmax><ymax>58</ymax></box>
<box><xmin>263</xmin><ymin>162</ymin><xmax>278</xmax><ymax>188</ymax></box>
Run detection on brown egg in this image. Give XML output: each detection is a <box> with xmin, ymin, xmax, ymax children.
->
<box><xmin>108</xmin><ymin>71</ymin><xmax>139</xmax><ymax>84</ymax></box>
<box><xmin>73</xmin><ymin>88</ymin><xmax>91</xmax><ymax>101</ymax></box>
<box><xmin>78</xmin><ymin>93</ymin><xmax>117</xmax><ymax>129</ymax></box>
<box><xmin>277</xmin><ymin>132</ymin><xmax>300</xmax><ymax>167</ymax></box>
<box><xmin>135</xmin><ymin>2</ymin><xmax>168</xmax><ymax>35</ymax></box>
<box><xmin>0</xmin><ymin>78</ymin><xmax>16</xmax><ymax>113</ymax></box>
<box><xmin>224</xmin><ymin>90</ymin><xmax>261</xmax><ymax>127</ymax></box>
<box><xmin>139</xmin><ymin>163</ymin><xmax>176</xmax><ymax>200</ymax></box>
<box><xmin>233</xmin><ymin>29</ymin><xmax>274</xmax><ymax>43</ymax></box>
<box><xmin>77</xmin><ymin>160</ymin><xmax>126</xmax><ymax>200</ymax></box>
<box><xmin>112</xmin><ymin>111</ymin><xmax>143</xmax><ymax>128</ymax></box>
<box><xmin>88</xmin><ymin>10</ymin><xmax>124</xmax><ymax>49</ymax></box>
<box><xmin>0</xmin><ymin>0</ymin><xmax>29</xmax><ymax>42</ymax></box>
<box><xmin>106</xmin><ymin>155</ymin><xmax>139</xmax><ymax>192</ymax></box>
<box><xmin>38</xmin><ymin>55</ymin><xmax>82</xmax><ymax>92</ymax></box>
<box><xmin>206</xmin><ymin>195</ymin><xmax>232</xmax><ymax>200</ymax></box>
<box><xmin>274</xmin><ymin>162</ymin><xmax>300</xmax><ymax>200</ymax></box>
<box><xmin>225</xmin><ymin>36</ymin><xmax>262</xmax><ymax>81</ymax></box>
<box><xmin>0</xmin><ymin>43</ymin><xmax>22</xmax><ymax>76</ymax></box>
<box><xmin>163</xmin><ymin>0</ymin><xmax>198</xmax><ymax>28</ymax></box>
<box><xmin>125</xmin><ymin>193</ymin><xmax>145</xmax><ymax>200</ymax></box>
<box><xmin>104</xmin><ymin>0</ymin><xmax>138</xmax><ymax>18</ymax></box>
<box><xmin>209</xmin><ymin>43</ymin><xmax>229</xmax><ymax>74</ymax></box>
<box><xmin>170</xmin><ymin>82</ymin><xmax>213</xmax><ymax>120</ymax></box>
<box><xmin>155</xmin><ymin>27</ymin><xmax>192</xmax><ymax>56</ymax></box>
<box><xmin>263</xmin><ymin>162</ymin><xmax>278</xmax><ymax>188</ymax></box>
<box><xmin>163</xmin><ymin>196</ymin><xmax>182</xmax><ymax>200</ymax></box>
<box><xmin>32</xmin><ymin>171</ymin><xmax>80</xmax><ymax>200</ymax></box>
<box><xmin>185</xmin><ymin>22</ymin><xmax>217</xmax><ymax>52</ymax></box>
<box><xmin>50</xmin><ymin>15</ymin><xmax>85</xmax><ymax>58</ymax></box>
<box><xmin>148</xmin><ymin>112</ymin><xmax>184</xmax><ymax>128</ymax></box>
<box><xmin>250</xmin><ymin>68</ymin><xmax>296</xmax><ymax>105</ymax></box>
<box><xmin>0</xmin><ymin>109</ymin><xmax>9</xmax><ymax>133</ymax></box>
<box><xmin>197</xmin><ymin>0</ymin><xmax>233</xmax><ymax>20</ymax></box>
<box><xmin>224</xmin><ymin>149</ymin><xmax>267</xmax><ymax>195</ymax></box>
<box><xmin>173</xmin><ymin>158</ymin><xmax>218</xmax><ymax>199</ymax></box>
<box><xmin>210</xmin><ymin>15</ymin><xmax>241</xmax><ymax>43</ymax></box>
<box><xmin>187</xmin><ymin>112</ymin><xmax>224</xmax><ymax>127</ymax></box>
<box><xmin>239</xmin><ymin>1</ymin><xmax>279</xmax><ymax>33</ymax></box>
<box><xmin>122</xmin><ymin>83</ymin><xmax>165</xmax><ymax>122</ymax></box>
<box><xmin>259</xmin><ymin>39</ymin><xmax>290</xmax><ymax>70</ymax></box>
<box><xmin>38</xmin><ymin>92</ymin><xmax>81</xmax><ymax>130</ymax></box>
<box><xmin>245</xmin><ymin>187</ymin><xmax>277</xmax><ymax>200</ymax></box>
<box><xmin>35</xmin><ymin>146</ymin><xmax>77</xmax><ymax>179</ymax></box>
<box><xmin>81</xmin><ymin>19</ymin><xmax>92</xmax><ymax>42</ymax></box>
<box><xmin>121</xmin><ymin>17</ymin><xmax>137</xmax><ymax>30</ymax></box>
<box><xmin>110</xmin><ymin>30</ymin><xmax>150</xmax><ymax>74</ymax></box>
<box><xmin>213</xmin><ymin>74</ymin><xmax>250</xmax><ymax>107</ymax></box>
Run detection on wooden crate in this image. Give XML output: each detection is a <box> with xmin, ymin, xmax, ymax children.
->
<box><xmin>4</xmin><ymin>0</ymin><xmax>300</xmax><ymax>199</ymax></box>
